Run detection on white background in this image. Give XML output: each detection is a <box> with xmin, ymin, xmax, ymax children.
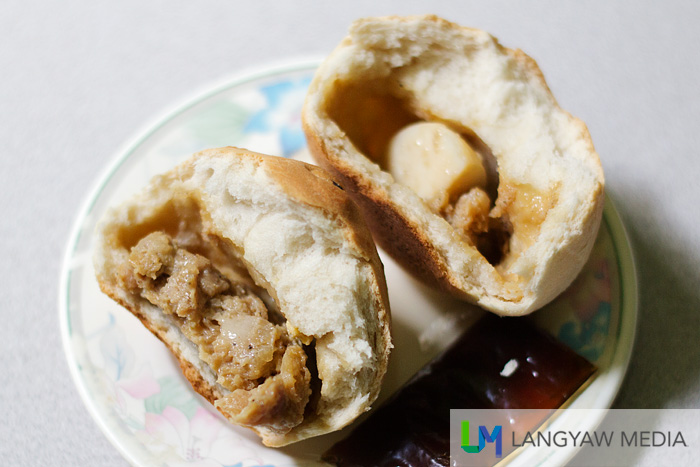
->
<box><xmin>2</xmin><ymin>1</ymin><xmax>699</xmax><ymax>465</ymax></box>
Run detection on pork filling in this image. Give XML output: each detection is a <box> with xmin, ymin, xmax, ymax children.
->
<box><xmin>120</xmin><ymin>231</ymin><xmax>311</xmax><ymax>434</ymax></box>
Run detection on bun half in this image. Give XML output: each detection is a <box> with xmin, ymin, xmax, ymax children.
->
<box><xmin>303</xmin><ymin>15</ymin><xmax>605</xmax><ymax>315</ymax></box>
<box><xmin>94</xmin><ymin>147</ymin><xmax>391</xmax><ymax>446</ymax></box>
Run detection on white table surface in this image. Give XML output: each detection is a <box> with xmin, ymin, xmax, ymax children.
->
<box><xmin>2</xmin><ymin>1</ymin><xmax>699</xmax><ymax>465</ymax></box>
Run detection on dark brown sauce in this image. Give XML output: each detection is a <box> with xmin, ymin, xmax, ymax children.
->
<box><xmin>323</xmin><ymin>314</ymin><xmax>596</xmax><ymax>466</ymax></box>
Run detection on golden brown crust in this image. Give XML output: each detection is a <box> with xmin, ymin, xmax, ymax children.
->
<box><xmin>177</xmin><ymin>356</ymin><xmax>221</xmax><ymax>404</ymax></box>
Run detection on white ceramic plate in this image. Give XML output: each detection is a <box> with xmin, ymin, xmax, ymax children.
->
<box><xmin>59</xmin><ymin>61</ymin><xmax>637</xmax><ymax>467</ymax></box>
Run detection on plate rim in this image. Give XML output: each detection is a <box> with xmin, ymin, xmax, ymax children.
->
<box><xmin>532</xmin><ymin>195</ymin><xmax>638</xmax><ymax>467</ymax></box>
<box><xmin>58</xmin><ymin>59</ymin><xmax>638</xmax><ymax>467</ymax></box>
<box><xmin>595</xmin><ymin>194</ymin><xmax>638</xmax><ymax>408</ymax></box>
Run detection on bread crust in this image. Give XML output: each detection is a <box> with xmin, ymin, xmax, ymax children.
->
<box><xmin>302</xmin><ymin>15</ymin><xmax>605</xmax><ymax>315</ymax></box>
<box><xmin>306</xmin><ymin>132</ymin><xmax>460</xmax><ymax>297</ymax></box>
<box><xmin>94</xmin><ymin>147</ymin><xmax>391</xmax><ymax>446</ymax></box>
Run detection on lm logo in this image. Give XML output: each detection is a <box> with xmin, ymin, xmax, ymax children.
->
<box><xmin>461</xmin><ymin>420</ymin><xmax>502</xmax><ymax>457</ymax></box>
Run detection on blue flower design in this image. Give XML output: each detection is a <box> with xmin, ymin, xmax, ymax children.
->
<box><xmin>99</xmin><ymin>313</ymin><xmax>135</xmax><ymax>381</ymax></box>
<box><xmin>558</xmin><ymin>301</ymin><xmax>611</xmax><ymax>362</ymax></box>
<box><xmin>244</xmin><ymin>77</ymin><xmax>311</xmax><ymax>156</ymax></box>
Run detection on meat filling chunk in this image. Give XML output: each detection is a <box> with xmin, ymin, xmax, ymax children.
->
<box><xmin>122</xmin><ymin>231</ymin><xmax>311</xmax><ymax>434</ymax></box>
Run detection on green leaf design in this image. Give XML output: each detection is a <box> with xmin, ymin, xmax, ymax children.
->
<box><xmin>144</xmin><ymin>376</ymin><xmax>199</xmax><ymax>419</ymax></box>
<box><xmin>187</xmin><ymin>100</ymin><xmax>250</xmax><ymax>147</ymax></box>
